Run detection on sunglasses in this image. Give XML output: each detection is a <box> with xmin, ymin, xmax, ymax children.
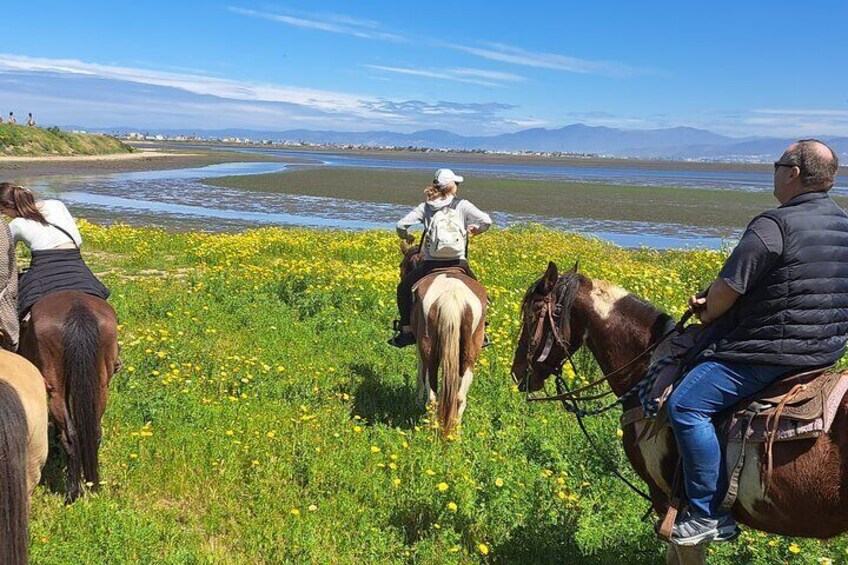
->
<box><xmin>774</xmin><ymin>161</ymin><xmax>799</xmax><ymax>172</ymax></box>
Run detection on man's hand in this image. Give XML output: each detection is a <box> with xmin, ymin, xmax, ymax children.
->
<box><xmin>689</xmin><ymin>279</ymin><xmax>740</xmax><ymax>325</ymax></box>
<box><xmin>688</xmin><ymin>293</ymin><xmax>708</xmax><ymax>315</ymax></box>
<box><xmin>468</xmin><ymin>226</ymin><xmax>480</xmax><ymax>236</ymax></box>
<box><xmin>405</xmin><ymin>234</ymin><xmax>416</xmax><ymax>244</ymax></box>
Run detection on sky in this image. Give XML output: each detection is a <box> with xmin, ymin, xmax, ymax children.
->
<box><xmin>0</xmin><ymin>1</ymin><xmax>846</xmax><ymax>137</ymax></box>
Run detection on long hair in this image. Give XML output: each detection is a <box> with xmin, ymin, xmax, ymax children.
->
<box><xmin>424</xmin><ymin>181</ymin><xmax>458</xmax><ymax>201</ymax></box>
<box><xmin>0</xmin><ymin>380</ymin><xmax>29</xmax><ymax>565</ymax></box>
<box><xmin>0</xmin><ymin>182</ymin><xmax>48</xmax><ymax>224</ymax></box>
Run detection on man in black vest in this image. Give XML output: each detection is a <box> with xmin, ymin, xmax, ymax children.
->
<box><xmin>665</xmin><ymin>139</ymin><xmax>846</xmax><ymax>545</ymax></box>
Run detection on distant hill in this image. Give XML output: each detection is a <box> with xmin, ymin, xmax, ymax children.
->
<box><xmin>0</xmin><ymin>124</ymin><xmax>133</xmax><ymax>157</ymax></box>
<box><xmin>86</xmin><ymin>123</ymin><xmax>848</xmax><ymax>162</ymax></box>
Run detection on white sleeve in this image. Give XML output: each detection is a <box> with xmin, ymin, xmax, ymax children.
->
<box><xmin>460</xmin><ymin>200</ymin><xmax>492</xmax><ymax>233</ymax></box>
<box><xmin>396</xmin><ymin>203</ymin><xmax>425</xmax><ymax>239</ymax></box>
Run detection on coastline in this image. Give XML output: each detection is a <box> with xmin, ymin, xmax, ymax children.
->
<box><xmin>0</xmin><ymin>146</ymin><xmax>300</xmax><ymax>181</ymax></box>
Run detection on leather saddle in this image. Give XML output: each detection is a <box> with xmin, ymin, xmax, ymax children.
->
<box><xmin>723</xmin><ymin>366</ymin><xmax>848</xmax><ymax>444</ymax></box>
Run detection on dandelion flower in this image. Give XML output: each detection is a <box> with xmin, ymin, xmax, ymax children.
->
<box><xmin>495</xmin><ymin>478</ymin><xmax>504</xmax><ymax>488</ymax></box>
<box><xmin>437</xmin><ymin>482</ymin><xmax>449</xmax><ymax>492</ymax></box>
<box><xmin>447</xmin><ymin>502</ymin><xmax>458</xmax><ymax>512</ymax></box>
<box><xmin>478</xmin><ymin>543</ymin><xmax>489</xmax><ymax>556</ymax></box>
<box><xmin>788</xmin><ymin>543</ymin><xmax>801</xmax><ymax>554</ymax></box>
<box><xmin>290</xmin><ymin>508</ymin><xmax>300</xmax><ymax>516</ymax></box>
<box><xmin>370</xmin><ymin>446</ymin><xmax>381</xmax><ymax>453</ymax></box>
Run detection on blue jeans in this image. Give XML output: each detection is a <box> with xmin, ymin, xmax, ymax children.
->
<box><xmin>667</xmin><ymin>360</ymin><xmax>790</xmax><ymax>517</ymax></box>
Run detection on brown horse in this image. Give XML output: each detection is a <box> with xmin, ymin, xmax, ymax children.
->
<box><xmin>511</xmin><ymin>262</ymin><xmax>848</xmax><ymax>564</ymax></box>
<box><xmin>0</xmin><ymin>350</ymin><xmax>48</xmax><ymax>565</ymax></box>
<box><xmin>19</xmin><ymin>290</ymin><xmax>118</xmax><ymax>503</ymax></box>
<box><xmin>400</xmin><ymin>243</ymin><xmax>487</xmax><ymax>436</ymax></box>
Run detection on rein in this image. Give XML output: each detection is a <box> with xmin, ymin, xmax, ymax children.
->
<box><xmin>524</xmin><ymin>274</ymin><xmax>691</xmax><ymax>408</ymax></box>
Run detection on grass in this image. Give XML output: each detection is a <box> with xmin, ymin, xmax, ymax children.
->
<box><xmin>0</xmin><ymin>124</ymin><xmax>133</xmax><ymax>157</ymax></box>
<box><xmin>207</xmin><ymin>167</ymin><xmax>848</xmax><ymax>234</ymax></box>
<box><xmin>26</xmin><ymin>222</ymin><xmax>847</xmax><ymax>564</ymax></box>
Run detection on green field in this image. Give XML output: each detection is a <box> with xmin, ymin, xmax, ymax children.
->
<box><xmin>207</xmin><ymin>167</ymin><xmax>848</xmax><ymax>235</ymax></box>
<box><xmin>26</xmin><ymin>222</ymin><xmax>846</xmax><ymax>564</ymax></box>
<box><xmin>0</xmin><ymin>124</ymin><xmax>133</xmax><ymax>157</ymax></box>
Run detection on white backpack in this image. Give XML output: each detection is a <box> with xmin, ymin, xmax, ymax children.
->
<box><xmin>424</xmin><ymin>199</ymin><xmax>467</xmax><ymax>260</ymax></box>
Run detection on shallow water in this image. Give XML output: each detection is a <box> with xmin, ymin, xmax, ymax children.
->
<box><xmin>32</xmin><ymin>159</ymin><xmax>732</xmax><ymax>250</ymax></box>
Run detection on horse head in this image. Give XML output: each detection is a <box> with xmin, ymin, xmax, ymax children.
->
<box><xmin>399</xmin><ymin>239</ymin><xmax>424</xmax><ymax>280</ymax></box>
<box><xmin>511</xmin><ymin>261</ymin><xmax>588</xmax><ymax>392</ymax></box>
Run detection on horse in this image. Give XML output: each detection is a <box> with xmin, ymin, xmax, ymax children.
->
<box><xmin>19</xmin><ymin>290</ymin><xmax>119</xmax><ymax>503</ymax></box>
<box><xmin>0</xmin><ymin>350</ymin><xmax>48</xmax><ymax>565</ymax></box>
<box><xmin>511</xmin><ymin>261</ymin><xmax>848</xmax><ymax>565</ymax></box>
<box><xmin>399</xmin><ymin>242</ymin><xmax>487</xmax><ymax>436</ymax></box>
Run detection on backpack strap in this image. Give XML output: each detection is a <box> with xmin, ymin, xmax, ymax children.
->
<box><xmin>48</xmin><ymin>223</ymin><xmax>80</xmax><ymax>249</ymax></box>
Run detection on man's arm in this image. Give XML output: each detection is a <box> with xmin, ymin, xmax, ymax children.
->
<box><xmin>690</xmin><ymin>279</ymin><xmax>741</xmax><ymax>324</ymax></box>
<box><xmin>688</xmin><ymin>216</ymin><xmax>782</xmax><ymax>325</ymax></box>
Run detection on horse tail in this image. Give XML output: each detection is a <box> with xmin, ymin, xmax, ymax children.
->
<box><xmin>434</xmin><ymin>286</ymin><xmax>467</xmax><ymax>437</ymax></box>
<box><xmin>0</xmin><ymin>380</ymin><xmax>30</xmax><ymax>565</ymax></box>
<box><xmin>62</xmin><ymin>301</ymin><xmax>102</xmax><ymax>489</ymax></box>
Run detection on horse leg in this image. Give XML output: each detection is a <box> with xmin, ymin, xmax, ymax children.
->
<box><xmin>49</xmin><ymin>392</ymin><xmax>80</xmax><ymax>503</ymax></box>
<box><xmin>665</xmin><ymin>543</ymin><xmax>707</xmax><ymax>565</ymax></box>
<box><xmin>456</xmin><ymin>368</ymin><xmax>474</xmax><ymax>423</ymax></box>
<box><xmin>416</xmin><ymin>356</ymin><xmax>427</xmax><ymax>409</ymax></box>
<box><xmin>427</xmin><ymin>356</ymin><xmax>438</xmax><ymax>407</ymax></box>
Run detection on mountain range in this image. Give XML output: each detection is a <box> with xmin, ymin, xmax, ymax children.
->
<box><xmin>79</xmin><ymin>123</ymin><xmax>848</xmax><ymax>162</ymax></box>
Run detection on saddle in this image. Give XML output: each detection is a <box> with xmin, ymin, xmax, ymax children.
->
<box><xmin>410</xmin><ymin>267</ymin><xmax>472</xmax><ymax>297</ymax></box>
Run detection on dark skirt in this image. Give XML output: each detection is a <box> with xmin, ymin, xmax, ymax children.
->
<box><xmin>18</xmin><ymin>249</ymin><xmax>110</xmax><ymax>317</ymax></box>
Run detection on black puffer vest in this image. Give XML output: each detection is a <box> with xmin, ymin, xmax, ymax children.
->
<box><xmin>707</xmin><ymin>192</ymin><xmax>848</xmax><ymax>367</ymax></box>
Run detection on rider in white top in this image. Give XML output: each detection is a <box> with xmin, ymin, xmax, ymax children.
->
<box><xmin>0</xmin><ymin>183</ymin><xmax>109</xmax><ymax>321</ymax></box>
<box><xmin>9</xmin><ymin>200</ymin><xmax>82</xmax><ymax>250</ymax></box>
<box><xmin>388</xmin><ymin>168</ymin><xmax>492</xmax><ymax>348</ymax></box>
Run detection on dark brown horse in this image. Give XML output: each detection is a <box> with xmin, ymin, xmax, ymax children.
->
<box><xmin>399</xmin><ymin>243</ymin><xmax>487</xmax><ymax>436</ymax></box>
<box><xmin>512</xmin><ymin>262</ymin><xmax>848</xmax><ymax>564</ymax></box>
<box><xmin>19</xmin><ymin>290</ymin><xmax>118</xmax><ymax>503</ymax></box>
<box><xmin>0</xmin><ymin>351</ymin><xmax>48</xmax><ymax>565</ymax></box>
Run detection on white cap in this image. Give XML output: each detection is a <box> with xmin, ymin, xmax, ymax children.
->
<box><xmin>434</xmin><ymin>168</ymin><xmax>464</xmax><ymax>187</ymax></box>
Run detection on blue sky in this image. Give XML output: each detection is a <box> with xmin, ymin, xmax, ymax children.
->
<box><xmin>0</xmin><ymin>1</ymin><xmax>846</xmax><ymax>137</ymax></box>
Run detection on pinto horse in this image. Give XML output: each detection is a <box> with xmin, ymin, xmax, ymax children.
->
<box><xmin>19</xmin><ymin>290</ymin><xmax>118</xmax><ymax>503</ymax></box>
<box><xmin>0</xmin><ymin>350</ymin><xmax>48</xmax><ymax>565</ymax></box>
<box><xmin>511</xmin><ymin>262</ymin><xmax>848</xmax><ymax>565</ymax></box>
<box><xmin>399</xmin><ymin>242</ymin><xmax>487</xmax><ymax>436</ymax></box>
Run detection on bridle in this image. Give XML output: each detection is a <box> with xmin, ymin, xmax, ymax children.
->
<box><xmin>519</xmin><ymin>274</ymin><xmax>689</xmax><ymax>412</ymax></box>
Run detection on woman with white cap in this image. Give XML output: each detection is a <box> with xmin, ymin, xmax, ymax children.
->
<box><xmin>388</xmin><ymin>168</ymin><xmax>492</xmax><ymax>348</ymax></box>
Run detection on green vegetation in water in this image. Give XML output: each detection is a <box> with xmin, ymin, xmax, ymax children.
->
<box><xmin>208</xmin><ymin>167</ymin><xmax>848</xmax><ymax>234</ymax></box>
<box><xmin>0</xmin><ymin>124</ymin><xmax>133</xmax><ymax>157</ymax></box>
<box><xmin>27</xmin><ymin>222</ymin><xmax>846</xmax><ymax>564</ymax></box>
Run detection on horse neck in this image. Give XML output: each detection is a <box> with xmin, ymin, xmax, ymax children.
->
<box><xmin>577</xmin><ymin>290</ymin><xmax>664</xmax><ymax>398</ymax></box>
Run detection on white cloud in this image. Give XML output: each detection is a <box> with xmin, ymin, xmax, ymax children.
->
<box><xmin>447</xmin><ymin>41</ymin><xmax>648</xmax><ymax>77</ymax></box>
<box><xmin>363</xmin><ymin>64</ymin><xmax>523</xmax><ymax>87</ymax></box>
<box><xmin>228</xmin><ymin>7</ymin><xmax>405</xmax><ymax>42</ymax></box>
<box><xmin>0</xmin><ymin>54</ymin><xmax>533</xmax><ymax>134</ymax></box>
<box><xmin>0</xmin><ymin>53</ymin><xmax>377</xmax><ymax>117</ymax></box>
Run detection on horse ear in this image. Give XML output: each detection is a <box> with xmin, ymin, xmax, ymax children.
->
<box><xmin>569</xmin><ymin>261</ymin><xmax>579</xmax><ymax>274</ymax></box>
<box><xmin>539</xmin><ymin>261</ymin><xmax>558</xmax><ymax>294</ymax></box>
